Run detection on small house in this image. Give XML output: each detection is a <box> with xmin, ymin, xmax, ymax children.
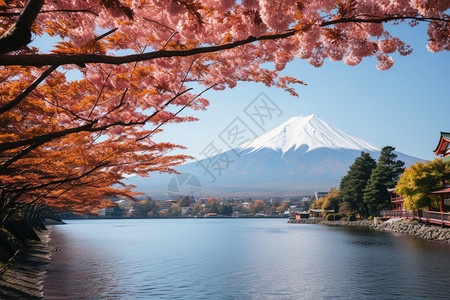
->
<box><xmin>309</xmin><ymin>208</ymin><xmax>334</xmax><ymax>218</ymax></box>
<box><xmin>295</xmin><ymin>212</ymin><xmax>310</xmax><ymax>220</ymax></box>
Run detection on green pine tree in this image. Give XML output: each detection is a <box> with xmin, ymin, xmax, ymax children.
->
<box><xmin>362</xmin><ymin>146</ymin><xmax>405</xmax><ymax>216</ymax></box>
<box><xmin>363</xmin><ymin>165</ymin><xmax>391</xmax><ymax>216</ymax></box>
<box><xmin>377</xmin><ymin>146</ymin><xmax>405</xmax><ymax>188</ymax></box>
<box><xmin>339</xmin><ymin>152</ymin><xmax>377</xmax><ymax>218</ymax></box>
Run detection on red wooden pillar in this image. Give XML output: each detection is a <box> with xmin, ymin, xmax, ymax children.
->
<box><xmin>440</xmin><ymin>195</ymin><xmax>445</xmax><ymax>212</ymax></box>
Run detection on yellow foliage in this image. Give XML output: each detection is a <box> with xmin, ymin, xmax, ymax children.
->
<box><xmin>396</xmin><ymin>160</ymin><xmax>450</xmax><ymax>210</ymax></box>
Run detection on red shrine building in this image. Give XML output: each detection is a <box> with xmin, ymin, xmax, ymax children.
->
<box><xmin>429</xmin><ymin>131</ymin><xmax>450</xmax><ymax>214</ymax></box>
<box><xmin>433</xmin><ymin>132</ymin><xmax>450</xmax><ymax>163</ymax></box>
<box><xmin>388</xmin><ymin>189</ymin><xmax>404</xmax><ymax>211</ymax></box>
<box><xmin>385</xmin><ymin>132</ymin><xmax>450</xmax><ymax>225</ymax></box>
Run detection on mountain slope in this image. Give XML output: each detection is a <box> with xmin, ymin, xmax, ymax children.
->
<box><xmin>243</xmin><ymin>114</ymin><xmax>380</xmax><ymax>154</ymax></box>
<box><xmin>127</xmin><ymin>114</ymin><xmax>422</xmax><ymax>198</ymax></box>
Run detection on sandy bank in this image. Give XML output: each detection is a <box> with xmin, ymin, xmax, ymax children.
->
<box><xmin>0</xmin><ymin>228</ymin><xmax>52</xmax><ymax>299</ymax></box>
<box><xmin>289</xmin><ymin>218</ymin><xmax>450</xmax><ymax>243</ymax></box>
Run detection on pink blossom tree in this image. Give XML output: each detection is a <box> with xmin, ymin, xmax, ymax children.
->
<box><xmin>0</xmin><ymin>0</ymin><xmax>448</xmax><ymax>216</ymax></box>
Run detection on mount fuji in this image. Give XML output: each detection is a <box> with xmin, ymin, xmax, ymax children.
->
<box><xmin>242</xmin><ymin>114</ymin><xmax>380</xmax><ymax>154</ymax></box>
<box><xmin>127</xmin><ymin>114</ymin><xmax>422</xmax><ymax>198</ymax></box>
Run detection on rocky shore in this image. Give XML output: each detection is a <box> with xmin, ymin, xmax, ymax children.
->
<box><xmin>0</xmin><ymin>228</ymin><xmax>52</xmax><ymax>299</ymax></box>
<box><xmin>289</xmin><ymin>218</ymin><xmax>450</xmax><ymax>243</ymax></box>
<box><xmin>374</xmin><ymin>218</ymin><xmax>450</xmax><ymax>242</ymax></box>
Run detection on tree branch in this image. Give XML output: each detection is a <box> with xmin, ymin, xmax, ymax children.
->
<box><xmin>20</xmin><ymin>161</ymin><xmax>110</xmax><ymax>192</ymax></box>
<box><xmin>0</xmin><ymin>15</ymin><xmax>446</xmax><ymax>66</ymax></box>
<box><xmin>0</xmin><ymin>27</ymin><xmax>118</xmax><ymax>116</ymax></box>
<box><xmin>0</xmin><ymin>30</ymin><xmax>295</xmax><ymax>66</ymax></box>
<box><xmin>0</xmin><ymin>142</ymin><xmax>44</xmax><ymax>171</ymax></box>
<box><xmin>0</xmin><ymin>89</ymin><xmax>192</xmax><ymax>153</ymax></box>
<box><xmin>0</xmin><ymin>65</ymin><xmax>58</xmax><ymax>115</ymax></box>
<box><xmin>137</xmin><ymin>84</ymin><xmax>215</xmax><ymax>142</ymax></box>
<box><xmin>94</xmin><ymin>28</ymin><xmax>118</xmax><ymax>41</ymax></box>
<box><xmin>0</xmin><ymin>122</ymin><xmax>96</xmax><ymax>153</ymax></box>
<box><xmin>0</xmin><ymin>9</ymin><xmax>100</xmax><ymax>17</ymax></box>
<box><xmin>0</xmin><ymin>0</ymin><xmax>45</xmax><ymax>54</ymax></box>
<box><xmin>37</xmin><ymin>93</ymin><xmax>94</xmax><ymax>122</ymax></box>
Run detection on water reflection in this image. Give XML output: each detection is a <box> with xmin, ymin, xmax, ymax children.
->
<box><xmin>44</xmin><ymin>219</ymin><xmax>450</xmax><ymax>299</ymax></box>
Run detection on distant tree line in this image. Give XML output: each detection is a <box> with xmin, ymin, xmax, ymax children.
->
<box><xmin>112</xmin><ymin>195</ymin><xmax>302</xmax><ymax>218</ymax></box>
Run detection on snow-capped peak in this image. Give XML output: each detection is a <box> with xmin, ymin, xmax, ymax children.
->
<box><xmin>242</xmin><ymin>114</ymin><xmax>380</xmax><ymax>154</ymax></box>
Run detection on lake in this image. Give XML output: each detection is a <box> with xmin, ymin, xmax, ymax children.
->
<box><xmin>43</xmin><ymin>218</ymin><xmax>450</xmax><ymax>299</ymax></box>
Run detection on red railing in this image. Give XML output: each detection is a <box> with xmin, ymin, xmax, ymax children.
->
<box><xmin>390</xmin><ymin>197</ymin><xmax>404</xmax><ymax>203</ymax></box>
<box><xmin>381</xmin><ymin>210</ymin><xmax>414</xmax><ymax>219</ymax></box>
<box><xmin>381</xmin><ymin>210</ymin><xmax>450</xmax><ymax>226</ymax></box>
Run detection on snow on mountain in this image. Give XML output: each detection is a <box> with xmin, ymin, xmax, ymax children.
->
<box><xmin>127</xmin><ymin>114</ymin><xmax>422</xmax><ymax>198</ymax></box>
<box><xmin>243</xmin><ymin>114</ymin><xmax>380</xmax><ymax>154</ymax></box>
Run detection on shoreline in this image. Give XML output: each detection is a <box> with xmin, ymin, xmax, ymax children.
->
<box><xmin>289</xmin><ymin>218</ymin><xmax>450</xmax><ymax>243</ymax></box>
<box><xmin>0</xmin><ymin>228</ymin><xmax>53</xmax><ymax>299</ymax></box>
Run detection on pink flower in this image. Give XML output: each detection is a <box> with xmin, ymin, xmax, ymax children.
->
<box><xmin>376</xmin><ymin>53</ymin><xmax>394</xmax><ymax>70</ymax></box>
<box><xmin>344</xmin><ymin>52</ymin><xmax>362</xmax><ymax>66</ymax></box>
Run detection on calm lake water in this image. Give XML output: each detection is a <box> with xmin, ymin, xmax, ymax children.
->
<box><xmin>44</xmin><ymin>218</ymin><xmax>450</xmax><ymax>299</ymax></box>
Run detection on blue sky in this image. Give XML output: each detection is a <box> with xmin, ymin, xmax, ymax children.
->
<box><xmin>155</xmin><ymin>23</ymin><xmax>449</xmax><ymax>162</ymax></box>
<box><xmin>32</xmin><ymin>22</ymin><xmax>448</xmax><ymax>162</ymax></box>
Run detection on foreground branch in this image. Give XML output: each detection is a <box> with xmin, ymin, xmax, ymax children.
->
<box><xmin>0</xmin><ymin>89</ymin><xmax>192</xmax><ymax>153</ymax></box>
<box><xmin>0</xmin><ymin>0</ymin><xmax>45</xmax><ymax>54</ymax></box>
<box><xmin>0</xmin><ymin>15</ymin><xmax>444</xmax><ymax>67</ymax></box>
<box><xmin>0</xmin><ymin>65</ymin><xmax>58</xmax><ymax>115</ymax></box>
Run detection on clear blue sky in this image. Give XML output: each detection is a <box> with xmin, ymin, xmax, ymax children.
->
<box><xmin>155</xmin><ymin>23</ymin><xmax>449</xmax><ymax>162</ymax></box>
<box><xmin>33</xmin><ymin>22</ymin><xmax>448</xmax><ymax>162</ymax></box>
